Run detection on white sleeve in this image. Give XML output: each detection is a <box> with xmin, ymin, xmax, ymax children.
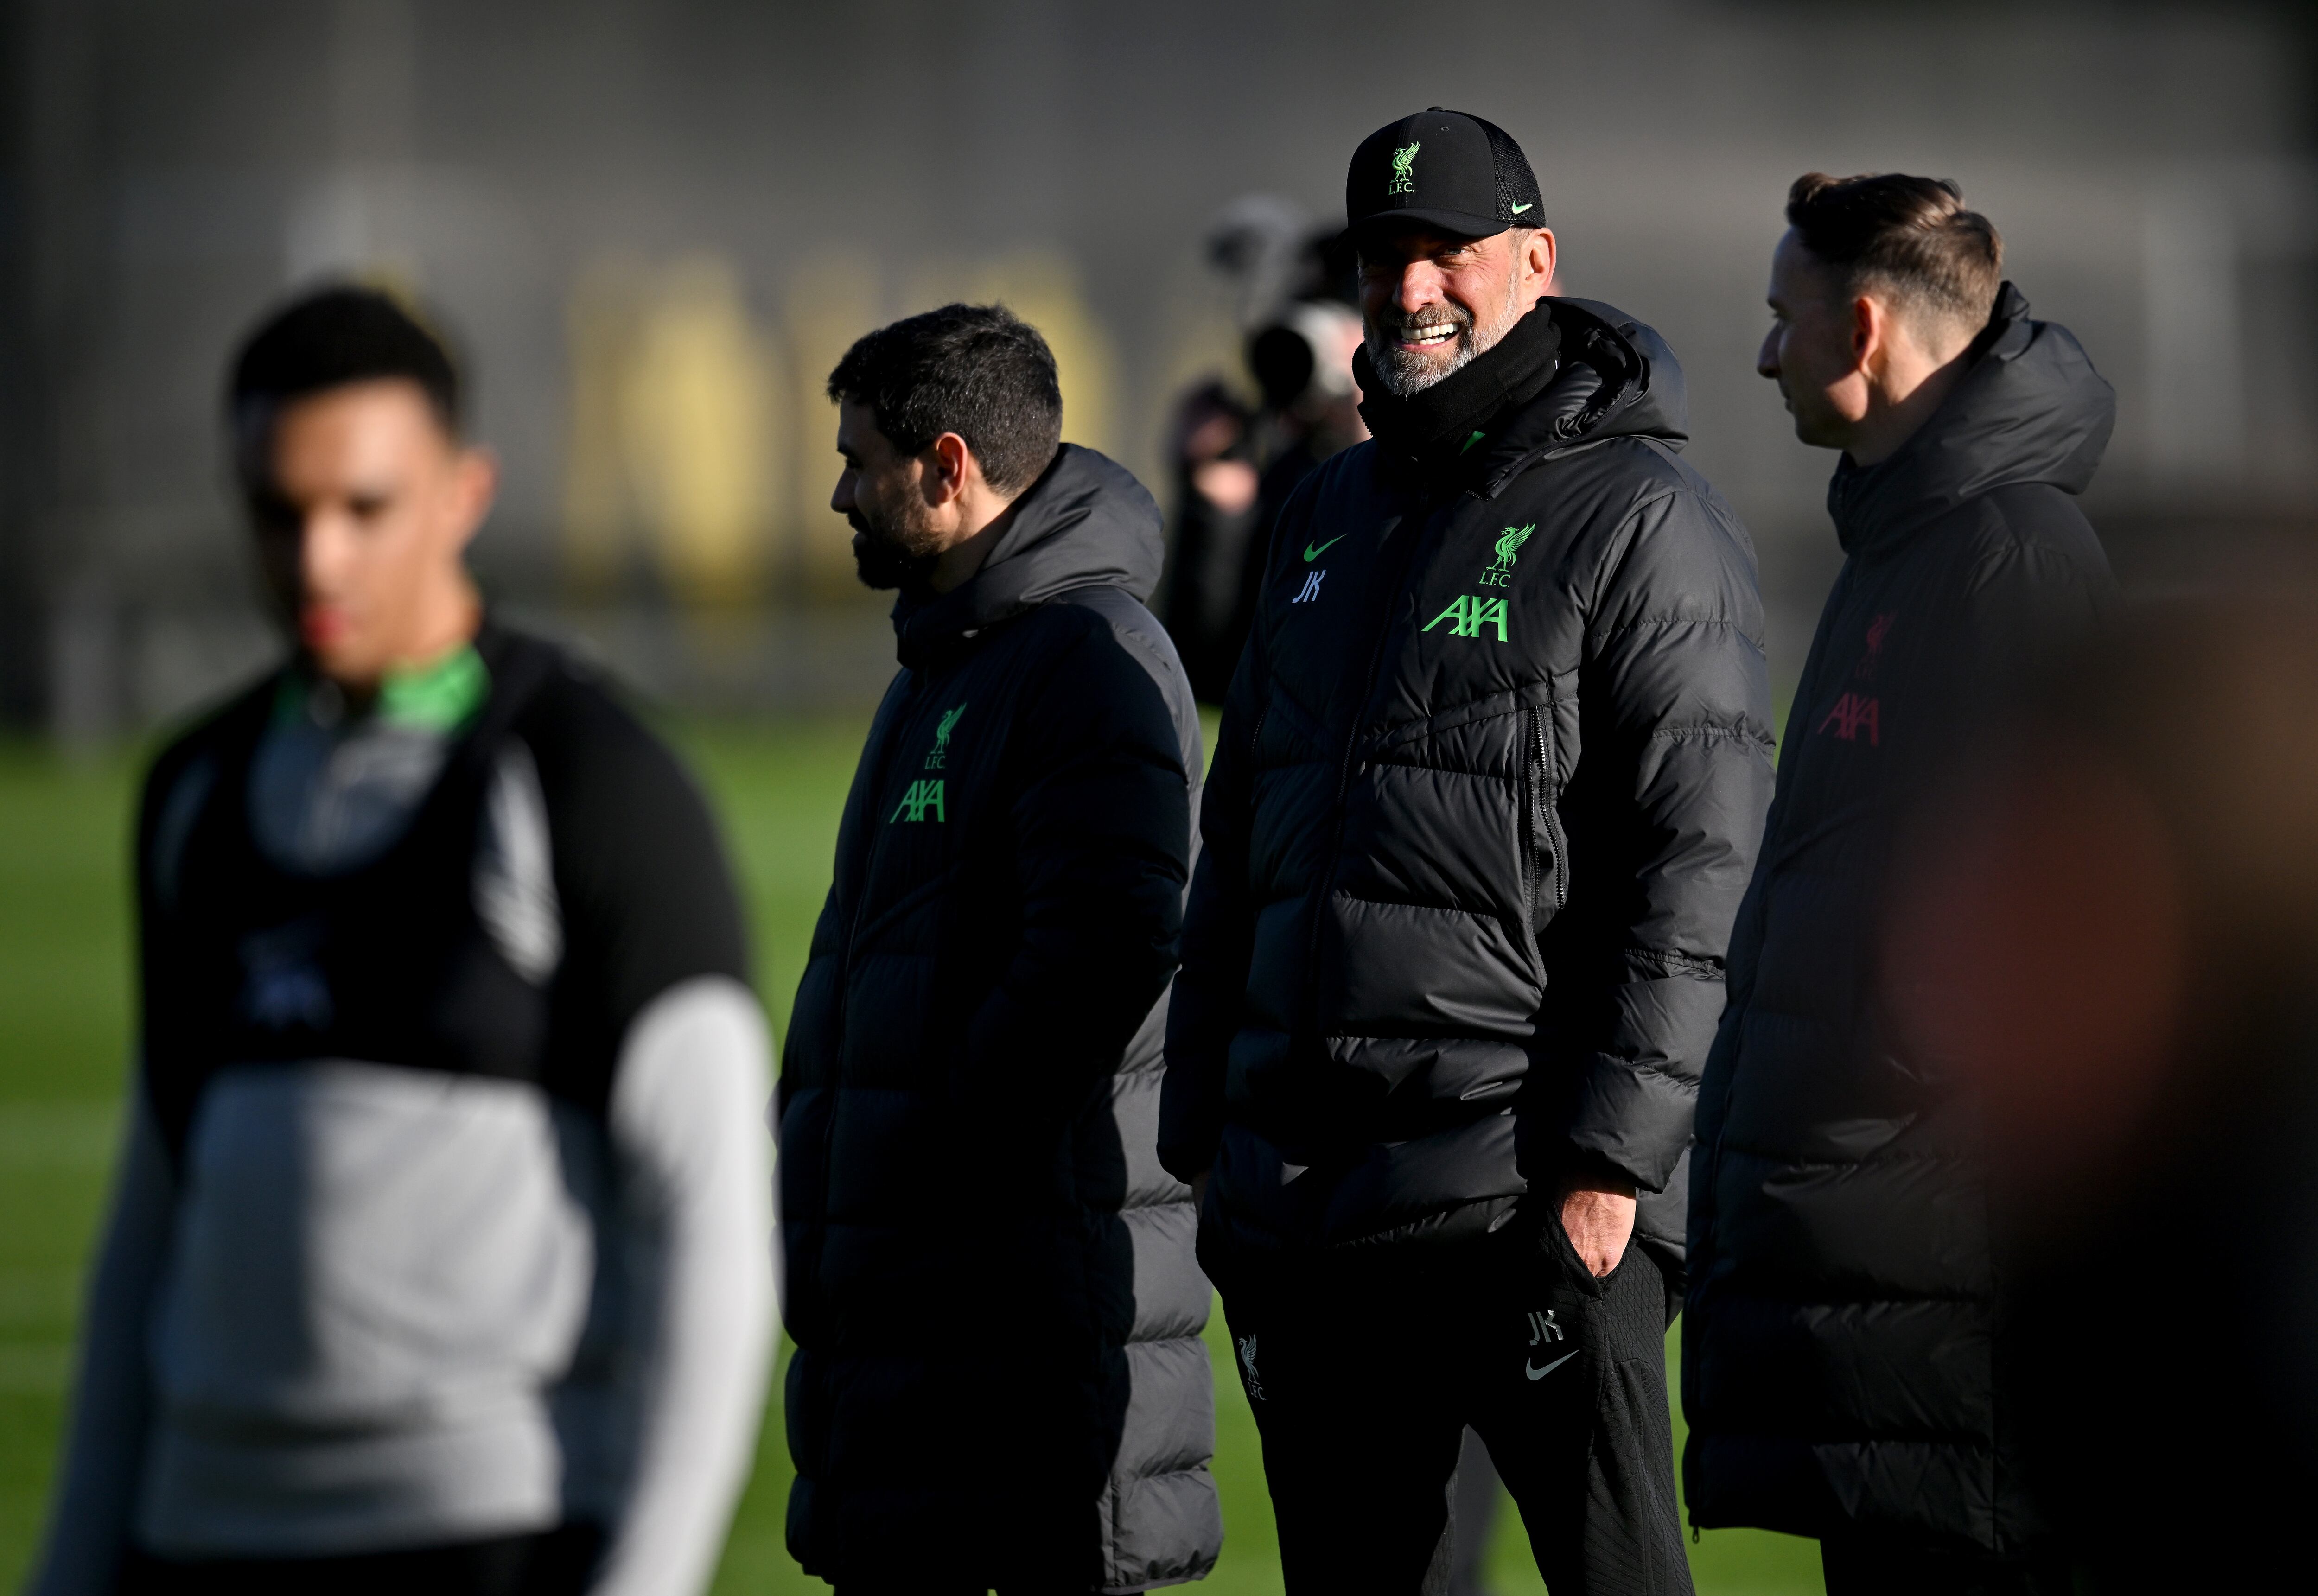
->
<box><xmin>587</xmin><ymin>977</ymin><xmax>776</xmax><ymax>1596</ymax></box>
<box><xmin>27</xmin><ymin>1090</ymin><xmax>177</xmax><ymax>1596</ymax></box>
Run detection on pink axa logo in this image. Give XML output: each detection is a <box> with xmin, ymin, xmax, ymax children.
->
<box><xmin>1818</xmin><ymin>691</ymin><xmax>1881</xmax><ymax>746</ymax></box>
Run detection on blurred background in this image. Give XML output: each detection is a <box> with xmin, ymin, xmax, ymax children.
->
<box><xmin>4</xmin><ymin>0</ymin><xmax>2313</xmax><ymax>734</ymax></box>
<box><xmin>1</xmin><ymin>1</ymin><xmax>2313</xmax><ymax>1592</ymax></box>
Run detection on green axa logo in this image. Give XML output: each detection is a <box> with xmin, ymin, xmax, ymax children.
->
<box><xmin>925</xmin><ymin>702</ymin><xmax>966</xmax><ymax>769</ymax></box>
<box><xmin>1481</xmin><ymin>524</ymin><xmax>1534</xmax><ymax>588</ymax></box>
<box><xmin>1388</xmin><ymin>142</ymin><xmax>1420</xmax><ymax>196</ymax></box>
<box><xmin>1425</xmin><ymin>594</ymin><xmax>1510</xmax><ymax>642</ymax></box>
<box><xmin>891</xmin><ymin>779</ymin><xmax>946</xmax><ymax>823</ymax></box>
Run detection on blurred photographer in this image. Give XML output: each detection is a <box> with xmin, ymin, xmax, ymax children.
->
<box><xmin>1159</xmin><ymin>209</ymin><xmax>1366</xmax><ymax>702</ymax></box>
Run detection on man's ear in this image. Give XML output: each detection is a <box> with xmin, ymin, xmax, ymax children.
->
<box><xmin>922</xmin><ymin>432</ymin><xmax>974</xmax><ymax>509</ymax></box>
<box><xmin>1848</xmin><ymin>293</ymin><xmax>1883</xmax><ymax>373</ymax></box>
<box><xmin>1526</xmin><ymin>228</ymin><xmax>1558</xmax><ymax>298</ymax></box>
<box><xmin>449</xmin><ymin>445</ymin><xmax>498</xmax><ymax>555</ymax></box>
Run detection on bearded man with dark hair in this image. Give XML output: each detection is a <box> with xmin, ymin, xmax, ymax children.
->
<box><xmin>778</xmin><ymin>303</ymin><xmax>1220</xmax><ymax>1596</ymax></box>
<box><xmin>1682</xmin><ymin>175</ymin><xmax>2116</xmax><ymax>1596</ymax></box>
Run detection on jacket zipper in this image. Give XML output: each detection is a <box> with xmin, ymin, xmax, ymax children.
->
<box><xmin>1530</xmin><ymin>709</ymin><xmax>1548</xmax><ymax>935</ymax></box>
<box><xmin>1522</xmin><ymin>707</ymin><xmax>1543</xmax><ymax>922</ymax></box>
<box><xmin>1535</xmin><ymin>711</ymin><xmax>1567</xmax><ymax>910</ymax></box>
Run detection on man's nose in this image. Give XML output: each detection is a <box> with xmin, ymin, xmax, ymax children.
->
<box><xmin>1391</xmin><ymin>261</ymin><xmax>1444</xmax><ymax>312</ymax></box>
<box><xmin>1756</xmin><ymin>326</ymin><xmax>1782</xmax><ymax>381</ymax></box>
<box><xmin>298</xmin><ymin>511</ymin><xmax>344</xmax><ymax>592</ymax></box>
<box><xmin>830</xmin><ymin>470</ymin><xmax>855</xmax><ymax>517</ymax></box>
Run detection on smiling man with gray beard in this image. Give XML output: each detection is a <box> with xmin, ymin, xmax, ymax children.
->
<box><xmin>1161</xmin><ymin>109</ymin><xmax>1775</xmax><ymax>1594</ymax></box>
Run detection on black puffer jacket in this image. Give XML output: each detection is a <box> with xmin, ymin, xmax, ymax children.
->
<box><xmin>1683</xmin><ymin>285</ymin><xmax>2115</xmax><ymax>1551</ymax></box>
<box><xmin>1161</xmin><ymin>300</ymin><xmax>1775</xmax><ymax>1275</ymax></box>
<box><xmin>778</xmin><ymin>446</ymin><xmax>1221</xmax><ymax>1592</ymax></box>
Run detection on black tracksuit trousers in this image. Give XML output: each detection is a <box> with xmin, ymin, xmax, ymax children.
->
<box><xmin>1819</xmin><ymin>1538</ymin><xmax>2074</xmax><ymax>1596</ymax></box>
<box><xmin>119</xmin><ymin>1525</ymin><xmax>603</xmax><ymax>1596</ymax></box>
<box><xmin>1210</xmin><ymin>1221</ymin><xmax>1692</xmax><ymax>1596</ymax></box>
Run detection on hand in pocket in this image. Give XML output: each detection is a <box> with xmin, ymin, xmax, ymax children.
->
<box><xmin>1555</xmin><ymin>1173</ymin><xmax>1637</xmax><ymax>1278</ymax></box>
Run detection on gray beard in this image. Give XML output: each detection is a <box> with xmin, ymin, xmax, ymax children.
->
<box><xmin>1363</xmin><ymin>282</ymin><xmax>1525</xmax><ymax>398</ymax></box>
<box><xmin>1367</xmin><ymin>331</ymin><xmax>1478</xmax><ymax>397</ymax></box>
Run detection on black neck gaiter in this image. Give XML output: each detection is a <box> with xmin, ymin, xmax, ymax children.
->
<box><xmin>1355</xmin><ymin>302</ymin><xmax>1562</xmax><ymax>471</ymax></box>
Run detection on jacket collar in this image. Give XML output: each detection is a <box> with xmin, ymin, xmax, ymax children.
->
<box><xmin>1828</xmin><ymin>282</ymin><xmax>2116</xmax><ymax>557</ymax></box>
<box><xmin>891</xmin><ymin>443</ymin><xmax>1163</xmax><ymax>670</ymax></box>
<box><xmin>1356</xmin><ymin>298</ymin><xmax>1691</xmax><ymax>497</ymax></box>
<box><xmin>1355</xmin><ymin>301</ymin><xmax>1561</xmax><ymax>477</ymax></box>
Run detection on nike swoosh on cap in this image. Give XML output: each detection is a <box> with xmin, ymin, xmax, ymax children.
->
<box><xmin>1303</xmin><ymin>535</ymin><xmax>1348</xmax><ymax>562</ymax></box>
<box><xmin>1524</xmin><ymin>1350</ymin><xmax>1577</xmax><ymax>1381</ymax></box>
<box><xmin>1509</xmin><ymin>202</ymin><xmax>1533</xmax><ymax>214</ymax></box>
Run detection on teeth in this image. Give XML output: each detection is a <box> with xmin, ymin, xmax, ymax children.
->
<box><xmin>1403</xmin><ymin>326</ymin><xmax>1456</xmax><ymax>342</ymax></box>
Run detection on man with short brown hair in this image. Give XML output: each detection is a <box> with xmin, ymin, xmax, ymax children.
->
<box><xmin>1684</xmin><ymin>175</ymin><xmax>2116</xmax><ymax>1595</ymax></box>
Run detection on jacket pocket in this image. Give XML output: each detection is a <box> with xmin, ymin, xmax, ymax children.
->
<box><xmin>1543</xmin><ymin>1198</ymin><xmax>1627</xmax><ymax>1298</ymax></box>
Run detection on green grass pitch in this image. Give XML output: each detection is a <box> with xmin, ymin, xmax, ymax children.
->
<box><xmin>0</xmin><ymin>716</ymin><xmax>1822</xmax><ymax>1594</ymax></box>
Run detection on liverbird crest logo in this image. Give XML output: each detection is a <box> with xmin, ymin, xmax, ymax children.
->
<box><xmin>925</xmin><ymin>702</ymin><xmax>967</xmax><ymax>769</ymax></box>
<box><xmin>1480</xmin><ymin>523</ymin><xmax>1534</xmax><ymax>587</ymax></box>
<box><xmin>1388</xmin><ymin>142</ymin><xmax>1420</xmax><ymax>195</ymax></box>
<box><xmin>1236</xmin><ymin>1334</ymin><xmax>1265</xmax><ymax>1400</ymax></box>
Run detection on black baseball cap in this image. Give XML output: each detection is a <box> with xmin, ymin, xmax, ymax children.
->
<box><xmin>1345</xmin><ymin>108</ymin><xmax>1544</xmax><ymax>246</ymax></box>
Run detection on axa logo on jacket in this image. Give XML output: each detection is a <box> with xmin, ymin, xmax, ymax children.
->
<box><xmin>1423</xmin><ymin>594</ymin><xmax>1510</xmax><ymax>641</ymax></box>
<box><xmin>1817</xmin><ymin>692</ymin><xmax>1880</xmax><ymax>745</ymax></box>
<box><xmin>890</xmin><ymin>778</ymin><xmax>945</xmax><ymax>822</ymax></box>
